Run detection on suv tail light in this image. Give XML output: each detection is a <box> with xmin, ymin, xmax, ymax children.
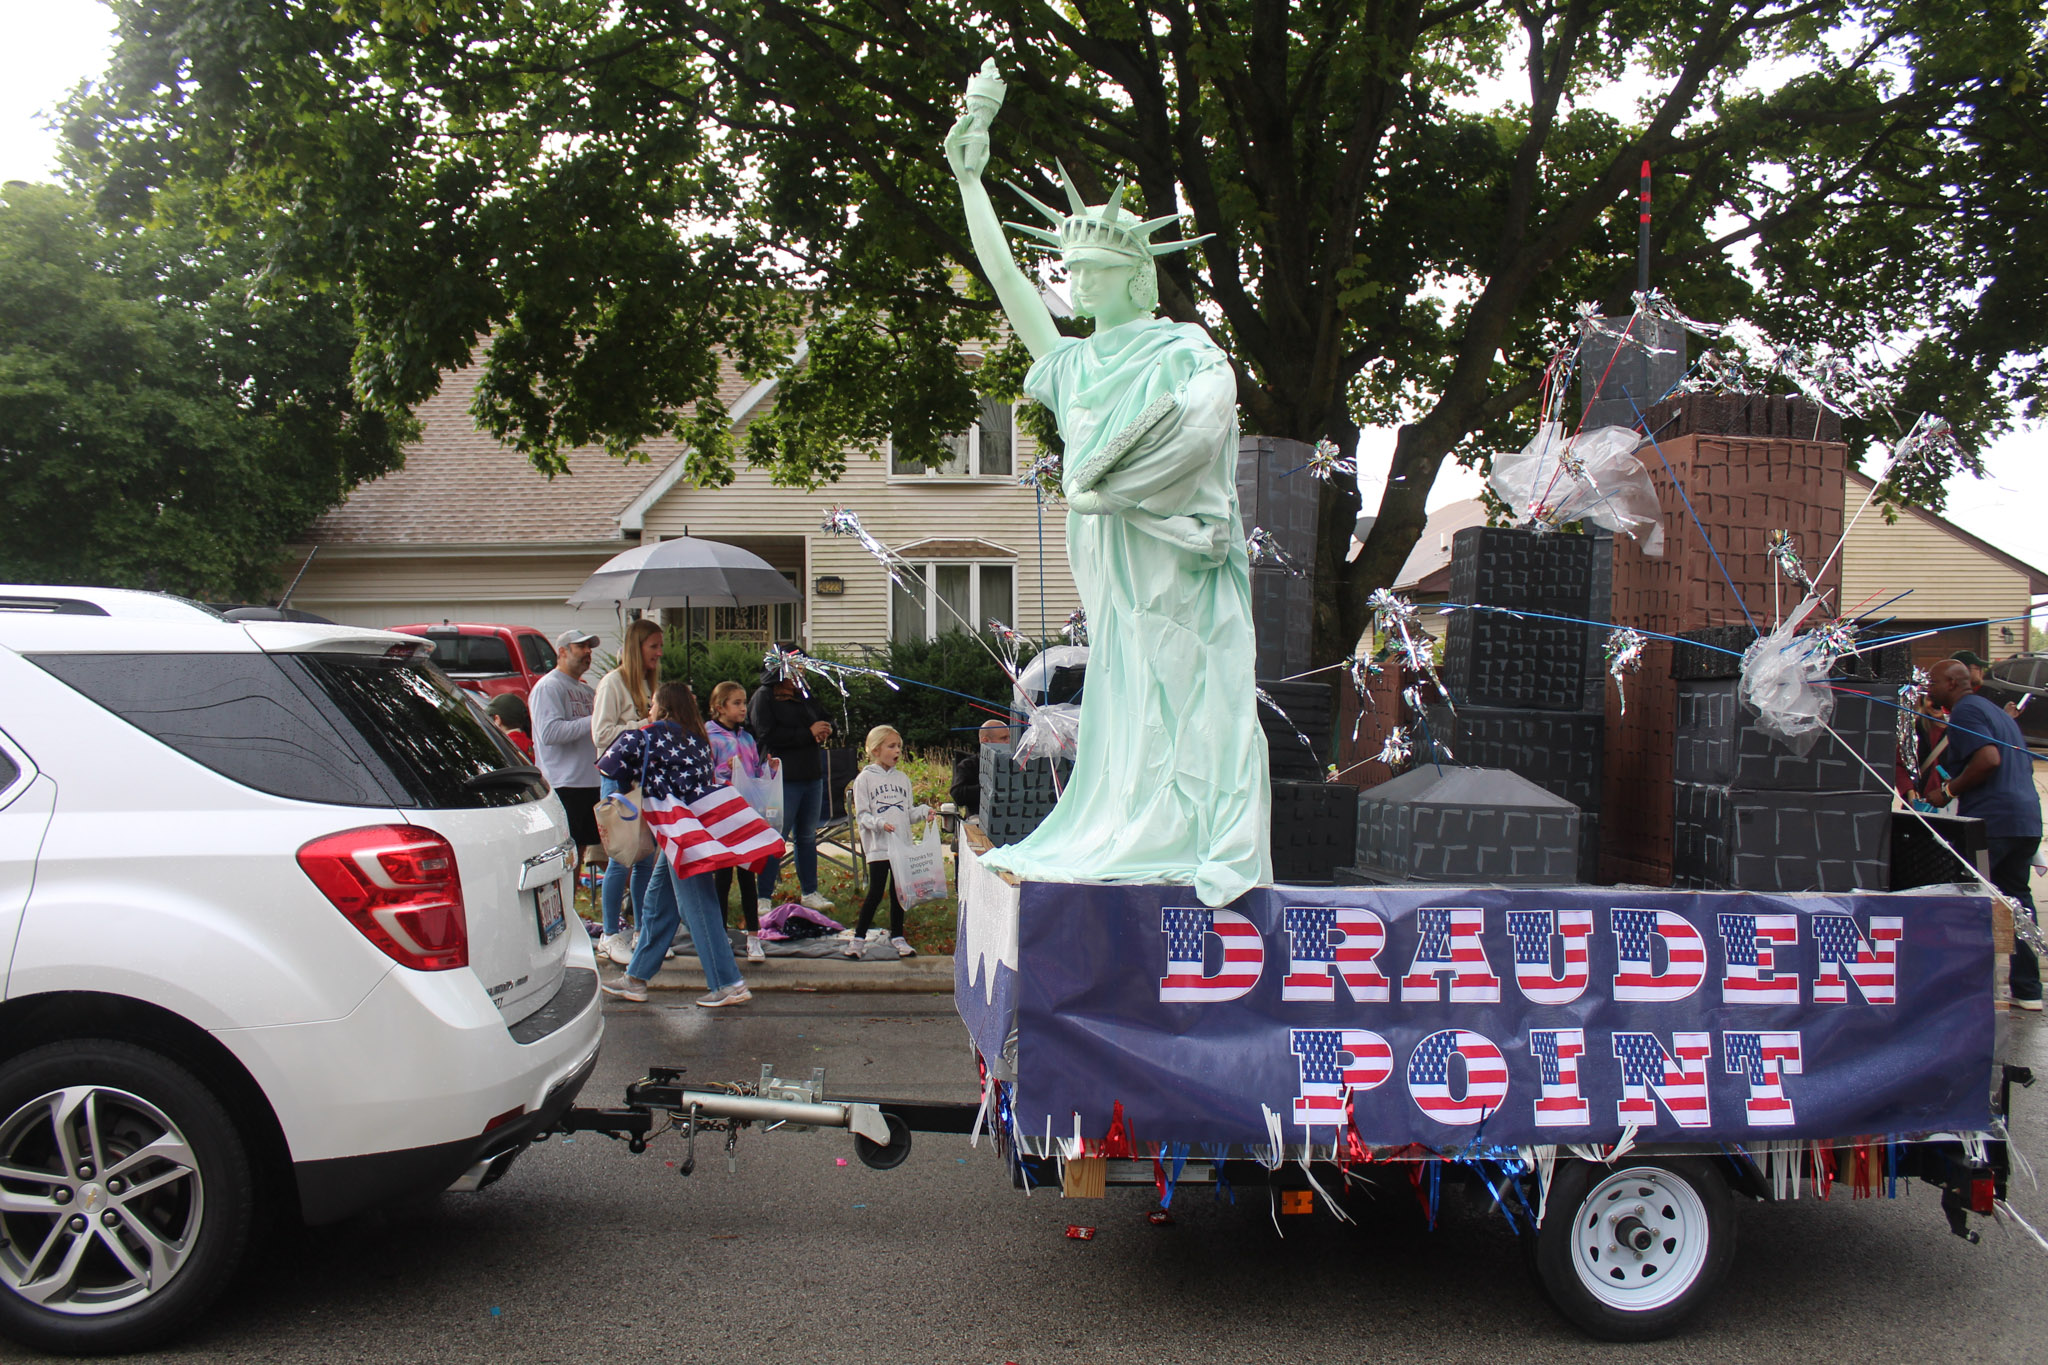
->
<box><xmin>297</xmin><ymin>825</ymin><xmax>469</xmax><ymax>970</ymax></box>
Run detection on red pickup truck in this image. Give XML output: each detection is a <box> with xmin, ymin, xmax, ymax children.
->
<box><xmin>388</xmin><ymin>621</ymin><xmax>558</xmax><ymax>701</ymax></box>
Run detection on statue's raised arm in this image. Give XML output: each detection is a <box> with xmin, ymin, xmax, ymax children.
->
<box><xmin>944</xmin><ymin>61</ymin><xmax>1061</xmax><ymax>360</ymax></box>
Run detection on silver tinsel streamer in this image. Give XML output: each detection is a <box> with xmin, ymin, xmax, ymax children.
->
<box><xmin>1604</xmin><ymin>627</ymin><xmax>1647</xmax><ymax>717</ymax></box>
<box><xmin>1897</xmin><ymin>666</ymin><xmax>1930</xmax><ymax>771</ymax></box>
<box><xmin>761</xmin><ymin>644</ymin><xmax>902</xmax><ymax>702</ymax></box>
<box><xmin>821</xmin><ymin>505</ymin><xmax>915</xmax><ymax>590</ymax></box>
<box><xmin>1061</xmin><ymin>609</ymin><xmax>1088</xmax><ymax>646</ymax></box>
<box><xmin>1307</xmin><ymin>438</ymin><xmax>1356</xmax><ymax>482</ymax></box>
<box><xmin>1767</xmin><ymin>530</ymin><xmax>1819</xmax><ymax>598</ymax></box>
<box><xmin>1376</xmin><ymin>726</ymin><xmax>1412</xmax><ymax>768</ymax></box>
<box><xmin>1020</xmin><ymin>451</ymin><xmax>1064</xmax><ymax>500</ymax></box>
<box><xmin>1632</xmin><ymin>288</ymin><xmax>1726</xmax><ymax>340</ymax></box>
<box><xmin>1256</xmin><ymin>687</ymin><xmax>1318</xmax><ymax>755</ymax></box>
<box><xmin>1246</xmin><ymin>527</ymin><xmax>1305</xmax><ymax>575</ymax></box>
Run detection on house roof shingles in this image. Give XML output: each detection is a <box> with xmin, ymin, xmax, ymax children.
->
<box><xmin>304</xmin><ymin>362</ymin><xmax>752</xmax><ymax>547</ymax></box>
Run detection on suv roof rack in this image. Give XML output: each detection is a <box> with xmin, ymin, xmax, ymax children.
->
<box><xmin>0</xmin><ymin>595</ymin><xmax>112</xmax><ymax>617</ymax></box>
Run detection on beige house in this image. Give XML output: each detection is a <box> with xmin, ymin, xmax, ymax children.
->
<box><xmin>288</xmin><ymin>360</ymin><xmax>1080</xmax><ymax>657</ymax></box>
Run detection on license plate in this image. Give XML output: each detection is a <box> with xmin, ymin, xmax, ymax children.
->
<box><xmin>535</xmin><ymin>879</ymin><xmax>567</xmax><ymax>946</ymax></box>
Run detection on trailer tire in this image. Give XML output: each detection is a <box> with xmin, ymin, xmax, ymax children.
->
<box><xmin>1534</xmin><ymin>1157</ymin><xmax>1733</xmax><ymax>1341</ymax></box>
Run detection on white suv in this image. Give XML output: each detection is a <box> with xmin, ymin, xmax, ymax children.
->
<box><xmin>0</xmin><ymin>586</ymin><xmax>603</xmax><ymax>1354</ymax></box>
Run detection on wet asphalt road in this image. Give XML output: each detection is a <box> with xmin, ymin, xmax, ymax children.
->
<box><xmin>5</xmin><ymin>996</ymin><xmax>2045</xmax><ymax>1365</ymax></box>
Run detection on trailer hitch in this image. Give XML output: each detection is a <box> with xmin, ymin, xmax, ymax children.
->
<box><xmin>544</xmin><ymin>1064</ymin><xmax>971</xmax><ymax>1172</ymax></box>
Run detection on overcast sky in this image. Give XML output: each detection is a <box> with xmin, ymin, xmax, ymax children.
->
<box><xmin>8</xmin><ymin>0</ymin><xmax>2040</xmax><ymax>595</ymax></box>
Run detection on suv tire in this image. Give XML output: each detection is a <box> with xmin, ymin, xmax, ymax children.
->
<box><xmin>0</xmin><ymin>1042</ymin><xmax>254</xmax><ymax>1355</ymax></box>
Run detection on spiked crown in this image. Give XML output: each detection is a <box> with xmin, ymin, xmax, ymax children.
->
<box><xmin>1004</xmin><ymin>161</ymin><xmax>1210</xmax><ymax>262</ymax></box>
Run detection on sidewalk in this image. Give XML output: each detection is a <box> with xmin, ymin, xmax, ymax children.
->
<box><xmin>647</xmin><ymin>951</ymin><xmax>956</xmax><ymax>994</ymax></box>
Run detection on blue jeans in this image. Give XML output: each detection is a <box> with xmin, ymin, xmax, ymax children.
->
<box><xmin>783</xmin><ymin>776</ymin><xmax>825</xmax><ymax>895</ymax></box>
<box><xmin>676</xmin><ymin>866</ymin><xmax>744</xmax><ymax>994</ymax></box>
<box><xmin>1989</xmin><ymin>835</ymin><xmax>2041</xmax><ymax>1001</ymax></box>
<box><xmin>599</xmin><ymin>774</ymin><xmax>656</xmax><ymax>936</ymax></box>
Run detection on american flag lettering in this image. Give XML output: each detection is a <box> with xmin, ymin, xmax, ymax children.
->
<box><xmin>1530</xmin><ymin>1028</ymin><xmax>1591</xmax><ymax>1127</ymax></box>
<box><xmin>1281</xmin><ymin>905</ymin><xmax>1391</xmax><ymax>1003</ymax></box>
<box><xmin>1718</xmin><ymin>913</ymin><xmax>1801</xmax><ymax>1003</ymax></box>
<box><xmin>1506</xmin><ymin>909</ymin><xmax>1593</xmax><ymax>1005</ymax></box>
<box><xmin>1405</xmin><ymin>1028</ymin><xmax>1509</xmax><ymax>1126</ymax></box>
<box><xmin>1290</xmin><ymin>1028</ymin><xmax>1394</xmax><ymax>1130</ymax></box>
<box><xmin>1399</xmin><ymin>908</ymin><xmax>1501</xmax><ymax>1003</ymax></box>
<box><xmin>1724</xmin><ymin>1030</ymin><xmax>1804</xmax><ymax>1126</ymax></box>
<box><xmin>1611</xmin><ymin>908</ymin><xmax>1707</xmax><ymax>1002</ymax></box>
<box><xmin>1613</xmin><ymin>1031</ymin><xmax>1713</xmax><ymax>1128</ymax></box>
<box><xmin>1159</xmin><ymin>906</ymin><xmax>1265</xmax><ymax>1003</ymax></box>
<box><xmin>1812</xmin><ymin>914</ymin><xmax>1903</xmax><ymax>1005</ymax></box>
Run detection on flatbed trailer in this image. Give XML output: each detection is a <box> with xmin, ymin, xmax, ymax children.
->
<box><xmin>549</xmin><ymin>848</ymin><xmax>2034</xmax><ymax>1341</ymax></box>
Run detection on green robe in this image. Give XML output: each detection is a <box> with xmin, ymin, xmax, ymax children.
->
<box><xmin>983</xmin><ymin>316</ymin><xmax>1273</xmax><ymax>905</ymax></box>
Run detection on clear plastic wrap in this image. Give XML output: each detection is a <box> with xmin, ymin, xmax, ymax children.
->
<box><xmin>1489</xmin><ymin>422</ymin><xmax>1666</xmax><ymax>556</ymax></box>
<box><xmin>1737</xmin><ymin>600</ymin><xmax>1837</xmax><ymax>756</ymax></box>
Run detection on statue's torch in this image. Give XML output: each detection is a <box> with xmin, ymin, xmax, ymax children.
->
<box><xmin>963</xmin><ymin>57</ymin><xmax>1007</xmax><ymax>131</ymax></box>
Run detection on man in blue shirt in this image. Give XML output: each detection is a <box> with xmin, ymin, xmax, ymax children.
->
<box><xmin>1928</xmin><ymin>660</ymin><xmax>2042</xmax><ymax>1008</ymax></box>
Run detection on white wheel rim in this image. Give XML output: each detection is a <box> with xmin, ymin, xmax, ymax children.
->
<box><xmin>0</xmin><ymin>1086</ymin><xmax>205</xmax><ymax>1315</ymax></box>
<box><xmin>1568</xmin><ymin>1164</ymin><xmax>1710</xmax><ymax>1313</ymax></box>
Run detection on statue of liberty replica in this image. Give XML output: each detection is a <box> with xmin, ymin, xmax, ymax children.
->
<box><xmin>946</xmin><ymin>61</ymin><xmax>1272</xmax><ymax>907</ymax></box>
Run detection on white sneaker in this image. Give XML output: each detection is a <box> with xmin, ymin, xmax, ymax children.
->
<box><xmin>601</xmin><ymin>976</ymin><xmax>649</xmax><ymax>1003</ymax></box>
<box><xmin>892</xmin><ymin>936</ymin><xmax>917</xmax><ymax>959</ymax></box>
<box><xmin>757</xmin><ymin>897</ymin><xmax>775</xmax><ymax>919</ymax></box>
<box><xmin>598</xmin><ymin>932</ymin><xmax>635</xmax><ymax>966</ymax></box>
<box><xmin>800</xmin><ymin>891</ymin><xmax>835</xmax><ymax>911</ymax></box>
<box><xmin>746</xmin><ymin>934</ymin><xmax>765</xmax><ymax>963</ymax></box>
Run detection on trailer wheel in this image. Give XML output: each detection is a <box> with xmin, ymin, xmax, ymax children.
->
<box><xmin>853</xmin><ymin>1112</ymin><xmax>912</xmax><ymax>1170</ymax></box>
<box><xmin>1534</xmin><ymin>1158</ymin><xmax>1733</xmax><ymax>1341</ymax></box>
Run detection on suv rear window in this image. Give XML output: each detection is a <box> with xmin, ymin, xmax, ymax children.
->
<box><xmin>31</xmin><ymin>653</ymin><xmax>545</xmax><ymax>809</ymax></box>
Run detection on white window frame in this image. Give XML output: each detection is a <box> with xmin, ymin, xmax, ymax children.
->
<box><xmin>887</xmin><ymin>400</ymin><xmax>1018</xmax><ymax>481</ymax></box>
<box><xmin>888</xmin><ymin>559</ymin><xmax>1018</xmax><ymax>643</ymax></box>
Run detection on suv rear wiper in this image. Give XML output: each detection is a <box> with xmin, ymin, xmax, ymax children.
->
<box><xmin>463</xmin><ymin>765</ymin><xmax>548</xmax><ymax>791</ymax></box>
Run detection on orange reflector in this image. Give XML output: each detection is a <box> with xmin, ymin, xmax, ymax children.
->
<box><xmin>484</xmin><ymin>1105</ymin><xmax>527</xmax><ymax>1133</ymax></box>
<box><xmin>1280</xmin><ymin>1189</ymin><xmax>1314</xmax><ymax>1215</ymax></box>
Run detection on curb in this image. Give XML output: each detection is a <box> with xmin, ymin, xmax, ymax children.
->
<box><xmin>647</xmin><ymin>954</ymin><xmax>957</xmax><ymax>994</ymax></box>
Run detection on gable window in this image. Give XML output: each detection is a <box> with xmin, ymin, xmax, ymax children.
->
<box><xmin>891</xmin><ymin>397</ymin><xmax>1014</xmax><ymax>479</ymax></box>
<box><xmin>890</xmin><ymin>561</ymin><xmax>1016</xmax><ymax>644</ymax></box>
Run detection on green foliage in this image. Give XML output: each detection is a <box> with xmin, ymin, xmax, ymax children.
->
<box><xmin>659</xmin><ymin>635</ymin><xmax>769</xmax><ymax>692</ymax></box>
<box><xmin>64</xmin><ymin>0</ymin><xmax>2048</xmax><ymax>659</ymax></box>
<box><xmin>0</xmin><ymin>183</ymin><xmax>410</xmax><ymax>599</ymax></box>
<box><xmin>817</xmin><ymin>633</ymin><xmax>1021</xmax><ymax>754</ymax></box>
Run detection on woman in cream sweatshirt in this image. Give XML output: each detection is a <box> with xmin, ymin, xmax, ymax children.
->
<box><xmin>591</xmin><ymin>617</ymin><xmax>663</xmax><ymax>965</ymax></box>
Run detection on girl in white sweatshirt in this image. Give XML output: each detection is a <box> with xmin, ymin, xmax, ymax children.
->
<box><xmin>848</xmin><ymin>725</ymin><xmax>928</xmax><ymax>958</ymax></box>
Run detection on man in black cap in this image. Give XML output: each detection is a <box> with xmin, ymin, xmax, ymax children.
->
<box><xmin>1953</xmin><ymin>649</ymin><xmax>2024</xmax><ymax>718</ymax></box>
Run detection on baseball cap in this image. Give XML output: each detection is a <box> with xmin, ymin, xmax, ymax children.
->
<box><xmin>554</xmin><ymin>628</ymin><xmax>599</xmax><ymax>649</ymax></box>
<box><xmin>1951</xmin><ymin>650</ymin><xmax>1990</xmax><ymax>669</ymax></box>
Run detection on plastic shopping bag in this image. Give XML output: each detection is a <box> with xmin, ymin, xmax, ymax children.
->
<box><xmin>730</xmin><ymin>766</ymin><xmax>785</xmax><ymax>833</ymax></box>
<box><xmin>889</xmin><ymin>820</ymin><xmax>950</xmax><ymax>906</ymax></box>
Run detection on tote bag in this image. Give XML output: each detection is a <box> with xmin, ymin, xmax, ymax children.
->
<box><xmin>889</xmin><ymin>820</ymin><xmax>950</xmax><ymax>905</ymax></box>
<box><xmin>594</xmin><ymin>741</ymin><xmax>657</xmax><ymax>864</ymax></box>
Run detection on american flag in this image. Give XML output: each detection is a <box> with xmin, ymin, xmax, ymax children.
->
<box><xmin>1812</xmin><ymin>913</ymin><xmax>1903</xmax><ymax>1005</ymax></box>
<box><xmin>643</xmin><ymin>784</ymin><xmax>786</xmax><ymax>879</ymax></box>
<box><xmin>1282</xmin><ymin>905</ymin><xmax>1391</xmax><ymax>1003</ymax></box>
<box><xmin>1719</xmin><ymin>913</ymin><xmax>1801</xmax><ymax>1003</ymax></box>
<box><xmin>1159</xmin><ymin>907</ymin><xmax>1265</xmax><ymax>1002</ymax></box>
<box><xmin>1406</xmin><ymin>1028</ymin><xmax>1509</xmax><ymax>1126</ymax></box>
<box><xmin>1613</xmin><ymin>1031</ymin><xmax>1713</xmax><ymax>1128</ymax></box>
<box><xmin>1399</xmin><ymin>908</ymin><xmax>1501</xmax><ymax>1003</ymax></box>
<box><xmin>1506</xmin><ymin>909</ymin><xmax>1593</xmax><ymax>1005</ymax></box>
<box><xmin>1611</xmin><ymin>908</ymin><xmax>1707</xmax><ymax>1002</ymax></box>
<box><xmin>1725</xmin><ymin>1030</ymin><xmax>1803</xmax><ymax>1126</ymax></box>
<box><xmin>1530</xmin><ymin>1028</ymin><xmax>1591</xmax><ymax>1127</ymax></box>
<box><xmin>622</xmin><ymin>726</ymin><xmax>785</xmax><ymax>879</ymax></box>
<box><xmin>1290</xmin><ymin>1028</ymin><xmax>1394</xmax><ymax>1129</ymax></box>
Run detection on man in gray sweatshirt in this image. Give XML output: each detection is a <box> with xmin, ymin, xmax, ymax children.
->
<box><xmin>530</xmin><ymin>629</ymin><xmax>602</xmax><ymax>878</ymax></box>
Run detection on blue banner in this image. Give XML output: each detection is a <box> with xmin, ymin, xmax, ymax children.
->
<box><xmin>1008</xmin><ymin>883</ymin><xmax>1992</xmax><ymax>1150</ymax></box>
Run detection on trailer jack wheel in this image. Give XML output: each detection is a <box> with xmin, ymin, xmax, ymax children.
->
<box><xmin>1534</xmin><ymin>1157</ymin><xmax>1734</xmax><ymax>1342</ymax></box>
<box><xmin>853</xmin><ymin>1112</ymin><xmax>913</xmax><ymax>1170</ymax></box>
